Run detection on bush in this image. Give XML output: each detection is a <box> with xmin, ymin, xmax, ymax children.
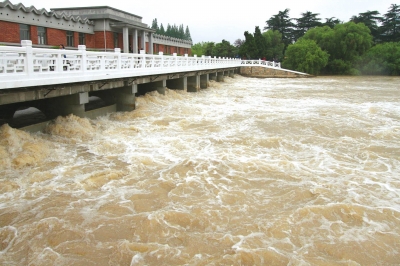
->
<box><xmin>356</xmin><ymin>42</ymin><xmax>400</xmax><ymax>75</ymax></box>
<box><xmin>282</xmin><ymin>39</ymin><xmax>329</xmax><ymax>75</ymax></box>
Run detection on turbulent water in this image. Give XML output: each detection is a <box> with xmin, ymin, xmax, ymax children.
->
<box><xmin>1</xmin><ymin>75</ymin><xmax>400</xmax><ymax>265</ymax></box>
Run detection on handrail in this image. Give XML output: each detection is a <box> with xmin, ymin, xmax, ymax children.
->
<box><xmin>0</xmin><ymin>40</ymin><xmax>280</xmax><ymax>89</ymax></box>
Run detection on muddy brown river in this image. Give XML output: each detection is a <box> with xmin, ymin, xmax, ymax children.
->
<box><xmin>1</xmin><ymin>75</ymin><xmax>399</xmax><ymax>265</ymax></box>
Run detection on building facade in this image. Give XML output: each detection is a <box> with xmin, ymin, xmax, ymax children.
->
<box><xmin>0</xmin><ymin>0</ymin><xmax>192</xmax><ymax>55</ymax></box>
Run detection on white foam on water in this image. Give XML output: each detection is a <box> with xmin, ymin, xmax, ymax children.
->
<box><xmin>1</xmin><ymin>75</ymin><xmax>400</xmax><ymax>264</ymax></box>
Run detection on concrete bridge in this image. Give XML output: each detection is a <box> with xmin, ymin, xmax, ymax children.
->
<box><xmin>0</xmin><ymin>40</ymin><xmax>306</xmax><ymax>131</ymax></box>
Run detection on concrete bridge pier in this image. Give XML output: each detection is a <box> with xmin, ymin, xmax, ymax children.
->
<box><xmin>217</xmin><ymin>72</ymin><xmax>224</xmax><ymax>82</ymax></box>
<box><xmin>46</xmin><ymin>92</ymin><xmax>89</xmax><ymax>118</ymax></box>
<box><xmin>209</xmin><ymin>73</ymin><xmax>217</xmax><ymax>81</ymax></box>
<box><xmin>156</xmin><ymin>80</ymin><xmax>167</xmax><ymax>95</ymax></box>
<box><xmin>90</xmin><ymin>89</ymin><xmax>116</xmax><ymax>106</ymax></box>
<box><xmin>229</xmin><ymin>70</ymin><xmax>235</xmax><ymax>78</ymax></box>
<box><xmin>167</xmin><ymin>77</ymin><xmax>187</xmax><ymax>92</ymax></box>
<box><xmin>187</xmin><ymin>75</ymin><xmax>200</xmax><ymax>92</ymax></box>
<box><xmin>115</xmin><ymin>83</ymin><xmax>137</xmax><ymax>112</ymax></box>
<box><xmin>200</xmin><ymin>74</ymin><xmax>209</xmax><ymax>89</ymax></box>
<box><xmin>138</xmin><ymin>80</ymin><xmax>167</xmax><ymax>95</ymax></box>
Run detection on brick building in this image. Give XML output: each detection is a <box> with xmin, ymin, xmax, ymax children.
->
<box><xmin>0</xmin><ymin>0</ymin><xmax>192</xmax><ymax>55</ymax></box>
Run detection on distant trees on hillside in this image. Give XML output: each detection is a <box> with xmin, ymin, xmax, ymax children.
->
<box><xmin>151</xmin><ymin>18</ymin><xmax>192</xmax><ymax>41</ymax></box>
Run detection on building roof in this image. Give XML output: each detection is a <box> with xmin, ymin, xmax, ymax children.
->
<box><xmin>0</xmin><ymin>0</ymin><xmax>94</xmax><ymax>25</ymax></box>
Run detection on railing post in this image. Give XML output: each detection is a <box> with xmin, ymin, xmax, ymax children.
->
<box><xmin>159</xmin><ymin>52</ymin><xmax>164</xmax><ymax>69</ymax></box>
<box><xmin>115</xmin><ymin>48</ymin><xmax>121</xmax><ymax>70</ymax></box>
<box><xmin>173</xmin><ymin>53</ymin><xmax>177</xmax><ymax>68</ymax></box>
<box><xmin>21</xmin><ymin>40</ymin><xmax>33</xmax><ymax>76</ymax></box>
<box><xmin>184</xmin><ymin>54</ymin><xmax>188</xmax><ymax>67</ymax></box>
<box><xmin>140</xmin><ymin>50</ymin><xmax>146</xmax><ymax>68</ymax></box>
<box><xmin>78</xmin><ymin>45</ymin><xmax>87</xmax><ymax>72</ymax></box>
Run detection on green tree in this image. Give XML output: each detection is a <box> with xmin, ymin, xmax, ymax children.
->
<box><xmin>282</xmin><ymin>39</ymin><xmax>329</xmax><ymax>75</ymax></box>
<box><xmin>204</xmin><ymin>42</ymin><xmax>215</xmax><ymax>56</ymax></box>
<box><xmin>178</xmin><ymin>24</ymin><xmax>185</xmax><ymax>39</ymax></box>
<box><xmin>322</xmin><ymin>17</ymin><xmax>341</xmax><ymax>28</ymax></box>
<box><xmin>240</xmin><ymin>31</ymin><xmax>259</xmax><ymax>59</ymax></box>
<box><xmin>380</xmin><ymin>4</ymin><xmax>400</xmax><ymax>42</ymax></box>
<box><xmin>263</xmin><ymin>30</ymin><xmax>285</xmax><ymax>61</ymax></box>
<box><xmin>158</xmin><ymin>23</ymin><xmax>165</xmax><ymax>35</ymax></box>
<box><xmin>254</xmin><ymin>26</ymin><xmax>267</xmax><ymax>58</ymax></box>
<box><xmin>302</xmin><ymin>26</ymin><xmax>335</xmax><ymax>52</ymax></box>
<box><xmin>303</xmin><ymin>22</ymin><xmax>372</xmax><ymax>74</ymax></box>
<box><xmin>185</xmin><ymin>26</ymin><xmax>192</xmax><ymax>41</ymax></box>
<box><xmin>191</xmin><ymin>42</ymin><xmax>206</xmax><ymax>56</ymax></box>
<box><xmin>350</xmin><ymin>10</ymin><xmax>382</xmax><ymax>42</ymax></box>
<box><xmin>212</xmin><ymin>39</ymin><xmax>235</xmax><ymax>58</ymax></box>
<box><xmin>151</xmin><ymin>18</ymin><xmax>158</xmax><ymax>31</ymax></box>
<box><xmin>331</xmin><ymin>22</ymin><xmax>372</xmax><ymax>62</ymax></box>
<box><xmin>264</xmin><ymin>9</ymin><xmax>295</xmax><ymax>48</ymax></box>
<box><xmin>294</xmin><ymin>11</ymin><xmax>322</xmax><ymax>40</ymax></box>
<box><xmin>356</xmin><ymin>42</ymin><xmax>400</xmax><ymax>75</ymax></box>
<box><xmin>166</xmin><ymin>24</ymin><xmax>172</xmax><ymax>36</ymax></box>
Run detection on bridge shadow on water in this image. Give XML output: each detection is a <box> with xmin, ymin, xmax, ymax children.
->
<box><xmin>1</xmin><ymin>96</ymin><xmax>107</xmax><ymax>129</ymax></box>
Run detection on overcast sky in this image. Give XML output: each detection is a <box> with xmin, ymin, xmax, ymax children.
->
<box><xmin>17</xmin><ymin>0</ymin><xmax>398</xmax><ymax>44</ymax></box>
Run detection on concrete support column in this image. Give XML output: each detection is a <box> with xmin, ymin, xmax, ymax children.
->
<box><xmin>132</xmin><ymin>29</ymin><xmax>138</xmax><ymax>54</ymax></box>
<box><xmin>155</xmin><ymin>80</ymin><xmax>167</xmax><ymax>95</ymax></box>
<box><xmin>46</xmin><ymin>92</ymin><xmax>89</xmax><ymax>118</ymax></box>
<box><xmin>166</xmin><ymin>77</ymin><xmax>187</xmax><ymax>92</ymax></box>
<box><xmin>141</xmin><ymin>30</ymin><xmax>146</xmax><ymax>52</ymax></box>
<box><xmin>138</xmin><ymin>80</ymin><xmax>167</xmax><ymax>95</ymax></box>
<box><xmin>224</xmin><ymin>71</ymin><xmax>229</xmax><ymax>77</ymax></box>
<box><xmin>149</xmin><ymin>33</ymin><xmax>154</xmax><ymax>54</ymax></box>
<box><xmin>115</xmin><ymin>83</ymin><xmax>137</xmax><ymax>111</ymax></box>
<box><xmin>229</xmin><ymin>70</ymin><xmax>235</xmax><ymax>78</ymax></box>
<box><xmin>123</xmin><ymin>26</ymin><xmax>129</xmax><ymax>53</ymax></box>
<box><xmin>187</xmin><ymin>75</ymin><xmax>200</xmax><ymax>92</ymax></box>
<box><xmin>209</xmin><ymin>72</ymin><xmax>217</xmax><ymax>81</ymax></box>
<box><xmin>217</xmin><ymin>72</ymin><xmax>224</xmax><ymax>82</ymax></box>
<box><xmin>200</xmin><ymin>74</ymin><xmax>209</xmax><ymax>89</ymax></box>
<box><xmin>90</xmin><ymin>90</ymin><xmax>116</xmax><ymax>106</ymax></box>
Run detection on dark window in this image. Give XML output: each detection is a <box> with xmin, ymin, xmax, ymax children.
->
<box><xmin>78</xmin><ymin>33</ymin><xmax>85</xmax><ymax>45</ymax></box>
<box><xmin>37</xmin><ymin>26</ymin><xmax>47</xmax><ymax>45</ymax></box>
<box><xmin>113</xmin><ymin>32</ymin><xmax>119</xmax><ymax>48</ymax></box>
<box><xmin>66</xmin><ymin>31</ymin><xmax>74</xmax><ymax>47</ymax></box>
<box><xmin>20</xmin><ymin>24</ymin><xmax>30</xmax><ymax>41</ymax></box>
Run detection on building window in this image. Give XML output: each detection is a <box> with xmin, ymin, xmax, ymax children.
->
<box><xmin>79</xmin><ymin>33</ymin><xmax>85</xmax><ymax>45</ymax></box>
<box><xmin>113</xmin><ymin>32</ymin><xmax>119</xmax><ymax>48</ymax></box>
<box><xmin>20</xmin><ymin>24</ymin><xmax>30</xmax><ymax>41</ymax></box>
<box><xmin>66</xmin><ymin>31</ymin><xmax>74</xmax><ymax>47</ymax></box>
<box><xmin>37</xmin><ymin>26</ymin><xmax>47</xmax><ymax>45</ymax></box>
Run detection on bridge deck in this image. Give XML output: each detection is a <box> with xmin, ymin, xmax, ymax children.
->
<box><xmin>0</xmin><ymin>41</ymin><xmax>283</xmax><ymax>90</ymax></box>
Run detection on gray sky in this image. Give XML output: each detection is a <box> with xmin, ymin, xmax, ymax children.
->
<box><xmin>17</xmin><ymin>0</ymin><xmax>398</xmax><ymax>44</ymax></box>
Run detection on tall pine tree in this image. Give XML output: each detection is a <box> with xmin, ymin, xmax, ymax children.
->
<box><xmin>294</xmin><ymin>11</ymin><xmax>322</xmax><ymax>41</ymax></box>
<box><xmin>254</xmin><ymin>26</ymin><xmax>267</xmax><ymax>58</ymax></box>
<box><xmin>380</xmin><ymin>4</ymin><xmax>400</xmax><ymax>42</ymax></box>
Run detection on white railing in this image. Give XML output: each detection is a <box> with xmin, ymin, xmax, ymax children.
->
<box><xmin>0</xmin><ymin>41</ymin><xmax>280</xmax><ymax>89</ymax></box>
<box><xmin>241</xmin><ymin>59</ymin><xmax>281</xmax><ymax>68</ymax></box>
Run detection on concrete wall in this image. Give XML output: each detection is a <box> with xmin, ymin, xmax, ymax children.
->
<box><xmin>240</xmin><ymin>66</ymin><xmax>310</xmax><ymax>78</ymax></box>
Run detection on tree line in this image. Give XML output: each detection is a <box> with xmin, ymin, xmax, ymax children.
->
<box><xmin>151</xmin><ymin>19</ymin><xmax>192</xmax><ymax>41</ymax></box>
<box><xmin>192</xmin><ymin>4</ymin><xmax>400</xmax><ymax>75</ymax></box>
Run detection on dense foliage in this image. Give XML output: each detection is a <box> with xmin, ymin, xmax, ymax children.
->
<box><xmin>282</xmin><ymin>39</ymin><xmax>328</xmax><ymax>75</ymax></box>
<box><xmin>356</xmin><ymin>42</ymin><xmax>400</xmax><ymax>75</ymax></box>
<box><xmin>190</xmin><ymin>41</ymin><xmax>237</xmax><ymax>58</ymax></box>
<box><xmin>151</xmin><ymin>18</ymin><xmax>192</xmax><ymax>41</ymax></box>
<box><xmin>301</xmin><ymin>22</ymin><xmax>373</xmax><ymax>74</ymax></box>
<box><xmin>191</xmin><ymin>3</ymin><xmax>400</xmax><ymax>75</ymax></box>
